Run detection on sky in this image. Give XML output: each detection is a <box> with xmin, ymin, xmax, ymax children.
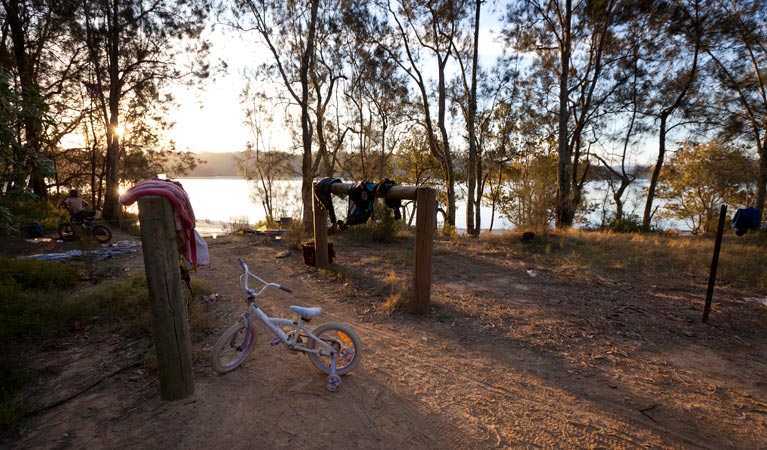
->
<box><xmin>165</xmin><ymin>8</ymin><xmax>507</xmax><ymax>155</ymax></box>
<box><xmin>166</xmin><ymin>29</ymin><xmax>259</xmax><ymax>154</ymax></box>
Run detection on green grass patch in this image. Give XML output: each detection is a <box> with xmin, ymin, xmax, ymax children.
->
<box><xmin>0</xmin><ymin>262</ymin><xmax>214</xmax><ymax>434</ymax></box>
<box><xmin>0</xmin><ymin>259</ymin><xmax>80</xmax><ymax>342</ymax></box>
<box><xmin>66</xmin><ymin>275</ymin><xmax>214</xmax><ymax>339</ymax></box>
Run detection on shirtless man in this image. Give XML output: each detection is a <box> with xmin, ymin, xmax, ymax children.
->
<box><xmin>62</xmin><ymin>189</ymin><xmax>96</xmax><ymax>222</ymax></box>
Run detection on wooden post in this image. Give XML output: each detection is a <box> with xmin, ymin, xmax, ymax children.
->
<box><xmin>702</xmin><ymin>204</ymin><xmax>727</xmax><ymax>323</ymax></box>
<box><xmin>412</xmin><ymin>187</ymin><xmax>436</xmax><ymax>315</ymax></box>
<box><xmin>313</xmin><ymin>186</ymin><xmax>330</xmax><ymax>267</ymax></box>
<box><xmin>137</xmin><ymin>195</ymin><xmax>194</xmax><ymax>400</ymax></box>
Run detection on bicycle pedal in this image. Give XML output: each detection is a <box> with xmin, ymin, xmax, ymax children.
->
<box><xmin>270</xmin><ymin>336</ymin><xmax>281</xmax><ymax>346</ymax></box>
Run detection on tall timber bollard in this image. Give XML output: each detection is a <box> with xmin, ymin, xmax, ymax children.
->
<box><xmin>137</xmin><ymin>195</ymin><xmax>194</xmax><ymax>400</ymax></box>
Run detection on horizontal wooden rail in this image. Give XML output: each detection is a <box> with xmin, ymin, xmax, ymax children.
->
<box><xmin>327</xmin><ymin>182</ymin><xmax>418</xmax><ymax>201</ymax></box>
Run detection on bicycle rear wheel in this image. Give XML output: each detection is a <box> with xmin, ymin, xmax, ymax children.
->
<box><xmin>93</xmin><ymin>225</ymin><xmax>112</xmax><ymax>243</ymax></box>
<box><xmin>307</xmin><ymin>322</ymin><xmax>362</xmax><ymax>376</ymax></box>
<box><xmin>57</xmin><ymin>223</ymin><xmax>77</xmax><ymax>241</ymax></box>
<box><xmin>210</xmin><ymin>318</ymin><xmax>257</xmax><ymax>374</ymax></box>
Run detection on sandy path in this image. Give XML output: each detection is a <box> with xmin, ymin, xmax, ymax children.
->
<box><xmin>4</xmin><ymin>234</ymin><xmax>766</xmax><ymax>449</ymax></box>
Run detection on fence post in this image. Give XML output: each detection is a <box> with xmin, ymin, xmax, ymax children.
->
<box><xmin>412</xmin><ymin>187</ymin><xmax>436</xmax><ymax>315</ymax></box>
<box><xmin>313</xmin><ymin>184</ymin><xmax>330</xmax><ymax>267</ymax></box>
<box><xmin>137</xmin><ymin>195</ymin><xmax>194</xmax><ymax>400</ymax></box>
<box><xmin>702</xmin><ymin>204</ymin><xmax>728</xmax><ymax>323</ymax></box>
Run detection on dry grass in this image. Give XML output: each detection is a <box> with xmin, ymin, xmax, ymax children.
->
<box><xmin>382</xmin><ymin>271</ymin><xmax>409</xmax><ymax>314</ymax></box>
<box><xmin>477</xmin><ymin>229</ymin><xmax>767</xmax><ymax>291</ymax></box>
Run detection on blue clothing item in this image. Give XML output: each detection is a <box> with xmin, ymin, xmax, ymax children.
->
<box><xmin>731</xmin><ymin>207</ymin><xmax>761</xmax><ymax>236</ymax></box>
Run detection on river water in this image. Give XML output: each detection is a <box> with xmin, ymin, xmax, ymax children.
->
<box><xmin>155</xmin><ymin>177</ymin><xmax>683</xmax><ymax>235</ymax></box>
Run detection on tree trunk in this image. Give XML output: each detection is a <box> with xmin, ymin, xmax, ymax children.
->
<box><xmin>643</xmin><ymin>114</ymin><xmax>668</xmax><ymax>231</ymax></box>
<box><xmin>300</xmin><ymin>0</ymin><xmax>320</xmax><ymax>227</ymax></box>
<box><xmin>437</xmin><ymin>56</ymin><xmax>456</xmax><ymax>227</ymax></box>
<box><xmin>4</xmin><ymin>0</ymin><xmax>46</xmax><ymax>198</ymax></box>
<box><xmin>555</xmin><ymin>0</ymin><xmax>574</xmax><ymax>228</ymax></box>
<box><xmin>756</xmin><ymin>135</ymin><xmax>766</xmax><ymax>219</ymax></box>
<box><xmin>102</xmin><ymin>0</ymin><xmax>122</xmax><ymax>223</ymax></box>
<box><xmin>466</xmin><ymin>0</ymin><xmax>481</xmax><ymax>236</ymax></box>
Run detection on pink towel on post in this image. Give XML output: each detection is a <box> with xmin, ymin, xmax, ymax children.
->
<box><xmin>119</xmin><ymin>178</ymin><xmax>208</xmax><ymax>269</ymax></box>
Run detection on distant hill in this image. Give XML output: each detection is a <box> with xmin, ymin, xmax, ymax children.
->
<box><xmin>172</xmin><ymin>151</ymin><xmax>301</xmax><ymax>178</ymax></box>
<box><xmin>184</xmin><ymin>152</ymin><xmax>241</xmax><ymax>177</ymax></box>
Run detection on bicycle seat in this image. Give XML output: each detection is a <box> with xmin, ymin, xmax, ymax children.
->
<box><xmin>290</xmin><ymin>306</ymin><xmax>321</xmax><ymax>320</ymax></box>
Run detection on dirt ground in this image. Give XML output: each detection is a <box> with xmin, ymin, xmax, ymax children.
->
<box><xmin>2</xmin><ymin>228</ymin><xmax>767</xmax><ymax>450</ymax></box>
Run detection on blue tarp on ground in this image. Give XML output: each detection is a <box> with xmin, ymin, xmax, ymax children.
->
<box><xmin>17</xmin><ymin>240</ymin><xmax>141</xmax><ymax>262</ymax></box>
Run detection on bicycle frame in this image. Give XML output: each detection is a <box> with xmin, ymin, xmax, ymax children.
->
<box><xmin>241</xmin><ymin>307</ymin><xmax>335</xmax><ymax>356</ymax></box>
<box><xmin>238</xmin><ymin>260</ymin><xmax>336</xmax><ymax>356</ymax></box>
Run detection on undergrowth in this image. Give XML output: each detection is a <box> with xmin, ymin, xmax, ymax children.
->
<box><xmin>0</xmin><ymin>259</ymin><xmax>214</xmax><ymax>433</ymax></box>
<box><xmin>478</xmin><ymin>229</ymin><xmax>767</xmax><ymax>291</ymax></box>
<box><xmin>0</xmin><ymin>195</ymin><xmax>67</xmax><ymax>236</ymax></box>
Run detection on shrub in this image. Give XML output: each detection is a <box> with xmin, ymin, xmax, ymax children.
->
<box><xmin>0</xmin><ymin>259</ymin><xmax>80</xmax><ymax>342</ymax></box>
<box><xmin>336</xmin><ymin>206</ymin><xmax>402</xmax><ymax>243</ymax></box>
<box><xmin>119</xmin><ymin>210</ymin><xmax>141</xmax><ymax>235</ymax></box>
<box><xmin>0</xmin><ymin>195</ymin><xmax>65</xmax><ymax>236</ymax></box>
<box><xmin>69</xmin><ymin>275</ymin><xmax>214</xmax><ymax>339</ymax></box>
<box><xmin>382</xmin><ymin>271</ymin><xmax>409</xmax><ymax>314</ymax></box>
<box><xmin>282</xmin><ymin>217</ymin><xmax>306</xmax><ymax>250</ymax></box>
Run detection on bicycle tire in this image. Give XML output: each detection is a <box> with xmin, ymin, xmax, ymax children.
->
<box><xmin>210</xmin><ymin>318</ymin><xmax>257</xmax><ymax>374</ymax></box>
<box><xmin>57</xmin><ymin>223</ymin><xmax>77</xmax><ymax>241</ymax></box>
<box><xmin>307</xmin><ymin>322</ymin><xmax>362</xmax><ymax>376</ymax></box>
<box><xmin>93</xmin><ymin>225</ymin><xmax>112</xmax><ymax>243</ymax></box>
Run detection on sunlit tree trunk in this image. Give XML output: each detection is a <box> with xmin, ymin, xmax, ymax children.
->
<box><xmin>465</xmin><ymin>0</ymin><xmax>481</xmax><ymax>236</ymax></box>
<box><xmin>102</xmin><ymin>0</ymin><xmax>122</xmax><ymax>222</ymax></box>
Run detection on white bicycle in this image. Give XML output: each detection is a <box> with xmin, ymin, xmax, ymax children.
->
<box><xmin>210</xmin><ymin>258</ymin><xmax>362</xmax><ymax>392</ymax></box>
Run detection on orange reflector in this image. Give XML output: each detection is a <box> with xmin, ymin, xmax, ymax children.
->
<box><xmin>338</xmin><ymin>332</ymin><xmax>352</xmax><ymax>346</ymax></box>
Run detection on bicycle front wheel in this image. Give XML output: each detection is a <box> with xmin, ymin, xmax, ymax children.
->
<box><xmin>210</xmin><ymin>318</ymin><xmax>257</xmax><ymax>374</ymax></box>
<box><xmin>307</xmin><ymin>322</ymin><xmax>362</xmax><ymax>376</ymax></box>
<box><xmin>93</xmin><ymin>225</ymin><xmax>112</xmax><ymax>243</ymax></box>
<box><xmin>57</xmin><ymin>223</ymin><xmax>77</xmax><ymax>241</ymax></box>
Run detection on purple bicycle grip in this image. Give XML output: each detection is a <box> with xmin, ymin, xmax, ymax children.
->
<box><xmin>278</xmin><ymin>285</ymin><xmax>293</xmax><ymax>293</ymax></box>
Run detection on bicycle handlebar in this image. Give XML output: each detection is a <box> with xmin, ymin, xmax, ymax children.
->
<box><xmin>238</xmin><ymin>258</ymin><xmax>293</xmax><ymax>296</ymax></box>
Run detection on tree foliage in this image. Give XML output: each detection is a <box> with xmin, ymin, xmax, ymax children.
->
<box><xmin>658</xmin><ymin>141</ymin><xmax>756</xmax><ymax>234</ymax></box>
<box><xmin>2</xmin><ymin>0</ymin><xmax>767</xmax><ymax>235</ymax></box>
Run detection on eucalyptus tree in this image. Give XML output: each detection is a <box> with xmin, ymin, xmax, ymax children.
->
<box><xmin>338</xmin><ymin>46</ymin><xmax>409</xmax><ymax>181</ymax></box>
<box><xmin>450</xmin><ymin>0</ymin><xmax>483</xmax><ymax>235</ymax></box>
<box><xmin>74</xmin><ymin>0</ymin><xmax>210</xmax><ymax>222</ymax></box>
<box><xmin>703</xmin><ymin>0</ymin><xmax>767</xmax><ymax>219</ymax></box>
<box><xmin>238</xmin><ymin>85</ymin><xmax>295</xmax><ymax>224</ymax></box>
<box><xmin>504</xmin><ymin>0</ymin><xmax>636</xmax><ymax>228</ymax></box>
<box><xmin>232</xmin><ymin>0</ymin><xmax>370</xmax><ymax>226</ymax></box>
<box><xmin>485</xmin><ymin>69</ymin><xmax>559</xmax><ymax>232</ymax></box>
<box><xmin>337</xmin><ymin>1</ymin><xmax>409</xmax><ymax>182</ymax></box>
<box><xmin>0</xmin><ymin>0</ymin><xmax>82</xmax><ymax>198</ymax></box>
<box><xmin>591</xmin><ymin>4</ymin><xmax>656</xmax><ymax>228</ymax></box>
<box><xmin>378</xmin><ymin>0</ymin><xmax>470</xmax><ymax>228</ymax></box>
<box><xmin>0</xmin><ymin>69</ymin><xmax>23</xmax><ymax>193</ymax></box>
<box><xmin>635</xmin><ymin>0</ymin><xmax>703</xmax><ymax>231</ymax></box>
<box><xmin>392</xmin><ymin>127</ymin><xmax>443</xmax><ymax>224</ymax></box>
